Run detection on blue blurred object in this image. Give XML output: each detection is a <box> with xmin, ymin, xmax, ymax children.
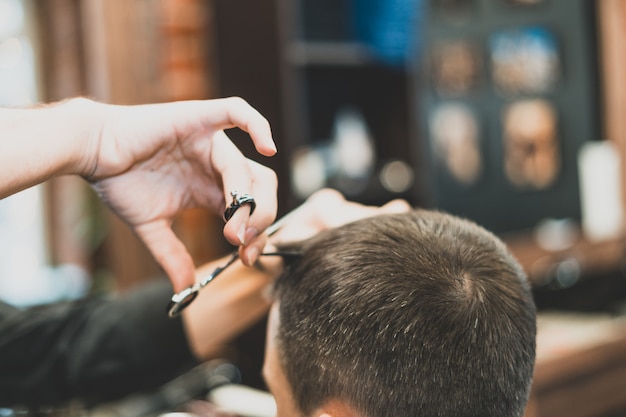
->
<box><xmin>489</xmin><ymin>26</ymin><xmax>560</xmax><ymax>94</ymax></box>
<box><xmin>352</xmin><ymin>0</ymin><xmax>423</xmax><ymax>66</ymax></box>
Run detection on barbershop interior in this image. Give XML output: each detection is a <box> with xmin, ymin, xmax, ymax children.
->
<box><xmin>2</xmin><ymin>0</ymin><xmax>626</xmax><ymax>416</ymax></box>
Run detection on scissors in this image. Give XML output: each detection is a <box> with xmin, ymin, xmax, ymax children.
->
<box><xmin>167</xmin><ymin>205</ymin><xmax>304</xmax><ymax>318</ymax></box>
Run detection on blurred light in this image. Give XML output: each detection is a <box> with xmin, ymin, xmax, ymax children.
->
<box><xmin>291</xmin><ymin>146</ymin><xmax>327</xmax><ymax>200</ymax></box>
<box><xmin>0</xmin><ymin>0</ymin><xmax>54</xmax><ymax>307</ymax></box>
<box><xmin>0</xmin><ymin>36</ymin><xmax>23</xmax><ymax>68</ymax></box>
<box><xmin>578</xmin><ymin>140</ymin><xmax>624</xmax><ymax>241</ymax></box>
<box><xmin>380</xmin><ymin>159</ymin><xmax>414</xmax><ymax>193</ymax></box>
<box><xmin>333</xmin><ymin>108</ymin><xmax>375</xmax><ymax>179</ymax></box>
<box><xmin>534</xmin><ymin>218</ymin><xmax>578</xmax><ymax>252</ymax></box>
<box><xmin>0</xmin><ymin>36</ymin><xmax>36</xmax><ymax>106</ymax></box>
<box><xmin>554</xmin><ymin>258</ymin><xmax>581</xmax><ymax>289</ymax></box>
<box><xmin>0</xmin><ymin>0</ymin><xmax>24</xmax><ymax>39</ymax></box>
<box><xmin>208</xmin><ymin>384</ymin><xmax>277</xmax><ymax>417</ymax></box>
<box><xmin>0</xmin><ymin>187</ymin><xmax>47</xmax><ymax>306</ymax></box>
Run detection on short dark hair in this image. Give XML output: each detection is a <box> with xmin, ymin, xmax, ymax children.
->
<box><xmin>273</xmin><ymin>210</ymin><xmax>536</xmax><ymax>417</ymax></box>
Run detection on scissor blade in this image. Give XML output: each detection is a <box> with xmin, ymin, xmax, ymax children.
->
<box><xmin>264</xmin><ymin>203</ymin><xmax>306</xmax><ymax>237</ymax></box>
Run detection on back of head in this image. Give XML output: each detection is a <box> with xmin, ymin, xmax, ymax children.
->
<box><xmin>273</xmin><ymin>209</ymin><xmax>536</xmax><ymax>417</ymax></box>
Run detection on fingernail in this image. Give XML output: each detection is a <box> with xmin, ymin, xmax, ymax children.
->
<box><xmin>244</xmin><ymin>246</ymin><xmax>260</xmax><ymax>265</ymax></box>
<box><xmin>245</xmin><ymin>226</ymin><xmax>259</xmax><ymax>244</ymax></box>
<box><xmin>269</xmin><ymin>139</ymin><xmax>278</xmax><ymax>153</ymax></box>
<box><xmin>238</xmin><ymin>223</ymin><xmax>247</xmax><ymax>245</ymax></box>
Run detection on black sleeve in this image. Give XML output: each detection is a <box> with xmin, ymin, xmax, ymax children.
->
<box><xmin>0</xmin><ymin>279</ymin><xmax>198</xmax><ymax>408</ymax></box>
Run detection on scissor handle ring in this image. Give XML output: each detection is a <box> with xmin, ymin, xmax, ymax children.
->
<box><xmin>223</xmin><ymin>193</ymin><xmax>256</xmax><ymax>222</ymax></box>
<box><xmin>167</xmin><ymin>287</ymin><xmax>199</xmax><ymax>318</ymax></box>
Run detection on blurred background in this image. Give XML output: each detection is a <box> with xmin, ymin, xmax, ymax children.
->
<box><xmin>2</xmin><ymin>0</ymin><xmax>626</xmax><ymax>416</ymax></box>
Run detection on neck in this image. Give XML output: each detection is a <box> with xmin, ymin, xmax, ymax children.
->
<box><xmin>316</xmin><ymin>399</ymin><xmax>363</xmax><ymax>417</ymax></box>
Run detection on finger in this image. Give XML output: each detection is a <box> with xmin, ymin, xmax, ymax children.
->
<box><xmin>135</xmin><ymin>220</ymin><xmax>196</xmax><ymax>293</ymax></box>
<box><xmin>380</xmin><ymin>199</ymin><xmax>412</xmax><ymax>213</ymax></box>
<box><xmin>309</xmin><ymin>189</ymin><xmax>408</xmax><ymax>228</ymax></box>
<box><xmin>240</xmin><ymin>158</ymin><xmax>279</xmax><ymax>240</ymax></box>
<box><xmin>211</xmin><ymin>131</ymin><xmax>256</xmax><ymax>245</ymax></box>
<box><xmin>225</xmin><ymin>161</ymin><xmax>278</xmax><ymax>266</ymax></box>
<box><xmin>205</xmin><ymin>97</ymin><xmax>277</xmax><ymax>156</ymax></box>
<box><xmin>211</xmin><ymin>132</ymin><xmax>278</xmax><ymax>255</ymax></box>
<box><xmin>239</xmin><ymin>234</ymin><xmax>268</xmax><ymax>266</ymax></box>
<box><xmin>224</xmin><ymin>203</ymin><xmax>256</xmax><ymax>246</ymax></box>
<box><xmin>307</xmin><ymin>188</ymin><xmax>345</xmax><ymax>204</ymax></box>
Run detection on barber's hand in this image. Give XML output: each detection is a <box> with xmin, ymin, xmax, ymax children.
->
<box><xmin>271</xmin><ymin>188</ymin><xmax>411</xmax><ymax>246</ymax></box>
<box><xmin>83</xmin><ymin>97</ymin><xmax>278</xmax><ymax>292</ymax></box>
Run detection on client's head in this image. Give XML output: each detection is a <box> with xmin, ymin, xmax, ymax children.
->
<box><xmin>263</xmin><ymin>209</ymin><xmax>536</xmax><ymax>417</ymax></box>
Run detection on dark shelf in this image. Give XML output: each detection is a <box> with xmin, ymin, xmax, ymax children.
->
<box><xmin>286</xmin><ymin>41</ymin><xmax>376</xmax><ymax>67</ymax></box>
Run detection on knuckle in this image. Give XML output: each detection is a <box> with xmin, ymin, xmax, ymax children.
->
<box><xmin>226</xmin><ymin>96</ymin><xmax>248</xmax><ymax>109</ymax></box>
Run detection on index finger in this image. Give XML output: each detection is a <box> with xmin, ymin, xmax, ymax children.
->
<box><xmin>204</xmin><ymin>97</ymin><xmax>277</xmax><ymax>157</ymax></box>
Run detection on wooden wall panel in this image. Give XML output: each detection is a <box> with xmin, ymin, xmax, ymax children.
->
<box><xmin>83</xmin><ymin>0</ymin><xmax>225</xmax><ymax>290</ymax></box>
<box><xmin>34</xmin><ymin>0</ymin><xmax>92</xmax><ymax>274</ymax></box>
<box><xmin>37</xmin><ymin>0</ymin><xmax>225</xmax><ymax>291</ymax></box>
<box><xmin>598</xmin><ymin>0</ymin><xmax>626</xmax><ymax>228</ymax></box>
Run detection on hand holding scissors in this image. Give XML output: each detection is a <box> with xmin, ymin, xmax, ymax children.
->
<box><xmin>167</xmin><ymin>203</ymin><xmax>304</xmax><ymax>317</ymax></box>
<box><xmin>167</xmin><ymin>188</ymin><xmax>411</xmax><ymax>317</ymax></box>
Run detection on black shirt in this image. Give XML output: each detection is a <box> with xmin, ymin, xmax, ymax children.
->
<box><xmin>0</xmin><ymin>279</ymin><xmax>197</xmax><ymax>408</ymax></box>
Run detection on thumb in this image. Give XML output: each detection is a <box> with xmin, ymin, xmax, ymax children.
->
<box><xmin>135</xmin><ymin>221</ymin><xmax>196</xmax><ymax>293</ymax></box>
<box><xmin>380</xmin><ymin>198</ymin><xmax>412</xmax><ymax>213</ymax></box>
